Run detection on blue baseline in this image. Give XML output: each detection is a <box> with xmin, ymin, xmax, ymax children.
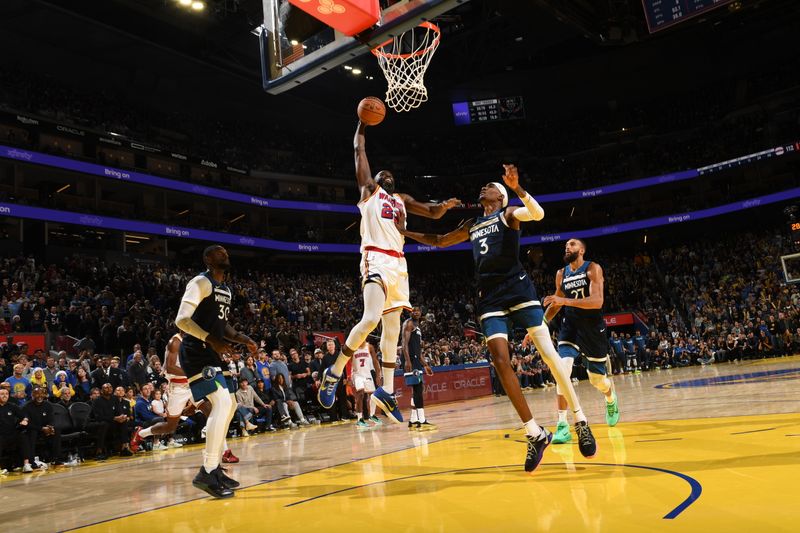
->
<box><xmin>655</xmin><ymin>367</ymin><xmax>800</xmax><ymax>389</ymax></box>
<box><xmin>285</xmin><ymin>461</ymin><xmax>703</xmax><ymax>519</ymax></box>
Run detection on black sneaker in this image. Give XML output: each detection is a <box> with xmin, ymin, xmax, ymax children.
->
<box><xmin>193</xmin><ymin>467</ymin><xmax>234</xmax><ymax>498</ymax></box>
<box><xmin>575</xmin><ymin>421</ymin><xmax>597</xmax><ymax>458</ymax></box>
<box><xmin>213</xmin><ymin>466</ymin><xmax>241</xmax><ymax>489</ymax></box>
<box><xmin>119</xmin><ymin>448</ymin><xmax>133</xmax><ymax>457</ymax></box>
<box><xmin>524</xmin><ymin>427</ymin><xmax>552</xmax><ymax>472</ymax></box>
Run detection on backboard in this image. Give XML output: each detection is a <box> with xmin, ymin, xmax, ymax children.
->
<box><xmin>260</xmin><ymin>0</ymin><xmax>467</xmax><ymax>94</ymax></box>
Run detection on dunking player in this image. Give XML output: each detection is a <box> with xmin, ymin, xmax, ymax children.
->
<box><xmin>401</xmin><ymin>307</ymin><xmax>435</xmax><ymax>431</ymax></box>
<box><xmin>175</xmin><ymin>245</ymin><xmax>257</xmax><ymax>498</ymax></box>
<box><xmin>394</xmin><ymin>165</ymin><xmax>596</xmax><ymax>472</ymax></box>
<box><xmin>317</xmin><ymin>121</ymin><xmax>459</xmax><ymax>422</ymax></box>
<box><xmin>351</xmin><ymin>340</ymin><xmax>381</xmax><ymax>428</ymax></box>
<box><xmin>130</xmin><ymin>332</ymin><xmax>242</xmax><ymax>473</ymax></box>
<box><xmin>541</xmin><ymin>239</ymin><xmax>619</xmax><ymax>443</ymax></box>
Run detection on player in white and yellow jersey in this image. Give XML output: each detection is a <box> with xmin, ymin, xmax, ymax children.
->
<box><xmin>318</xmin><ymin>119</ymin><xmax>460</xmax><ymax>423</ymax></box>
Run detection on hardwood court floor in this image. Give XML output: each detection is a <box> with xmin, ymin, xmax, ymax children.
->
<box><xmin>4</xmin><ymin>357</ymin><xmax>800</xmax><ymax>532</ymax></box>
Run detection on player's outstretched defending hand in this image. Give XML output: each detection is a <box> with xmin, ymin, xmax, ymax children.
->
<box><xmin>502</xmin><ymin>164</ymin><xmax>520</xmax><ymax>192</ymax></box>
<box><xmin>394</xmin><ymin>207</ymin><xmax>407</xmax><ymax>234</ymax></box>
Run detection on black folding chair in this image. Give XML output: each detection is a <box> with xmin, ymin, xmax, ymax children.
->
<box><xmin>51</xmin><ymin>403</ymin><xmax>87</xmax><ymax>460</ymax></box>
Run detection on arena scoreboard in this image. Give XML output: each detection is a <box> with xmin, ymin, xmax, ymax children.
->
<box><xmin>642</xmin><ymin>0</ymin><xmax>734</xmax><ymax>33</ymax></box>
<box><xmin>452</xmin><ymin>96</ymin><xmax>525</xmax><ymax>126</ymax></box>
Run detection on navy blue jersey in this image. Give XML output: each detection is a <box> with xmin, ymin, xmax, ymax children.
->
<box><xmin>469</xmin><ymin>210</ymin><xmax>523</xmax><ymax>290</ymax></box>
<box><xmin>407</xmin><ymin>319</ymin><xmax>422</xmax><ymax>360</ymax></box>
<box><xmin>185</xmin><ymin>272</ymin><xmax>232</xmax><ymax>346</ymax></box>
<box><xmin>561</xmin><ymin>261</ymin><xmax>602</xmax><ymax>320</ymax></box>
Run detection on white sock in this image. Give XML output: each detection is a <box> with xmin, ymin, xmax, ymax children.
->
<box><xmin>139</xmin><ymin>427</ymin><xmax>153</xmax><ymax>438</ymax></box>
<box><xmin>369</xmin><ymin>396</ymin><xmax>376</xmax><ymax>417</ymax></box>
<box><xmin>381</xmin><ymin>367</ymin><xmax>395</xmax><ymax>394</ymax></box>
<box><xmin>223</xmin><ymin>440</ymin><xmax>229</xmax><ymax>452</ymax></box>
<box><xmin>203</xmin><ymin>387</ymin><xmax>232</xmax><ymax>474</ymax></box>
<box><xmin>524</xmin><ymin>418</ymin><xmax>542</xmax><ymax>438</ymax></box>
<box><xmin>410</xmin><ymin>409</ymin><xmax>418</xmax><ymax>423</ymax></box>
<box><xmin>417</xmin><ymin>408</ymin><xmax>426</xmax><ymax>423</ymax></box>
<box><xmin>557</xmin><ymin>410</ymin><xmax>568</xmax><ymax>424</ymax></box>
<box><xmin>528</xmin><ymin>325</ymin><xmax>586</xmax><ymax>422</ymax></box>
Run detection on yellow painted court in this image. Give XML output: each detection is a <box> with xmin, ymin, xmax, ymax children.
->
<box><xmin>3</xmin><ymin>357</ymin><xmax>800</xmax><ymax>532</ymax></box>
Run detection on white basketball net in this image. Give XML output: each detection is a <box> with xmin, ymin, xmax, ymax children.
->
<box><xmin>372</xmin><ymin>22</ymin><xmax>441</xmax><ymax>113</ymax></box>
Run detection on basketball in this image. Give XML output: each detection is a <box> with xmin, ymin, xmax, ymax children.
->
<box><xmin>357</xmin><ymin>97</ymin><xmax>386</xmax><ymax>126</ymax></box>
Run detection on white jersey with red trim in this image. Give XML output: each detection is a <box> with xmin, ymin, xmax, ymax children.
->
<box><xmin>358</xmin><ymin>185</ymin><xmax>406</xmax><ymax>254</ymax></box>
<box><xmin>352</xmin><ymin>347</ymin><xmax>374</xmax><ymax>378</ymax></box>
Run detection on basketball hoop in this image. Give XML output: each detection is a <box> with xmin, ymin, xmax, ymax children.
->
<box><xmin>371</xmin><ymin>21</ymin><xmax>441</xmax><ymax>112</ymax></box>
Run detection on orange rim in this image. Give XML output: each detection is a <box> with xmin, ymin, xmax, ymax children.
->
<box><xmin>371</xmin><ymin>21</ymin><xmax>441</xmax><ymax>60</ymax></box>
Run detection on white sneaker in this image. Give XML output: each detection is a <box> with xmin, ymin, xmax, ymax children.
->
<box><xmin>201</xmin><ymin>426</ymin><xmax>207</xmax><ymax>439</ymax></box>
<box><xmin>34</xmin><ymin>459</ymin><xmax>48</xmax><ymax>471</ymax></box>
<box><xmin>299</xmin><ymin>419</ymin><xmax>310</xmax><ymax>426</ymax></box>
<box><xmin>245</xmin><ymin>422</ymin><xmax>258</xmax><ymax>431</ymax></box>
<box><xmin>22</xmin><ymin>463</ymin><xmax>33</xmax><ymax>473</ymax></box>
<box><xmin>241</xmin><ymin>429</ymin><xmax>250</xmax><ymax>437</ymax></box>
<box><xmin>64</xmin><ymin>458</ymin><xmax>80</xmax><ymax>467</ymax></box>
<box><xmin>0</xmin><ymin>468</ymin><xmax>8</xmax><ymax>475</ymax></box>
<box><xmin>152</xmin><ymin>441</ymin><xmax>168</xmax><ymax>451</ymax></box>
<box><xmin>167</xmin><ymin>439</ymin><xmax>183</xmax><ymax>448</ymax></box>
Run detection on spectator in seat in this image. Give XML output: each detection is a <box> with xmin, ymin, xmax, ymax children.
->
<box><xmin>239</xmin><ymin>356</ymin><xmax>259</xmax><ymax>390</ymax></box>
<box><xmin>74</xmin><ymin>367</ymin><xmax>92</xmax><ymax>402</ymax></box>
<box><xmin>90</xmin><ymin>356</ymin><xmax>124</xmax><ymax>390</ymax></box>
<box><xmin>57</xmin><ymin>387</ymin><xmax>75</xmax><ymax>409</ymax></box>
<box><xmin>89</xmin><ymin>383</ymin><xmax>133</xmax><ymax>458</ymax></box>
<box><xmin>134</xmin><ymin>383</ymin><xmax>163</xmax><ymax>428</ymax></box>
<box><xmin>22</xmin><ymin>386</ymin><xmax>63</xmax><ymax>465</ymax></box>
<box><xmin>126</xmin><ymin>351</ymin><xmax>147</xmax><ymax>390</ymax></box>
<box><xmin>43</xmin><ymin>357</ymin><xmax>59</xmax><ymax>389</ymax></box>
<box><xmin>51</xmin><ymin>371</ymin><xmax>74</xmax><ymax>400</ymax></box>
<box><xmin>7</xmin><ymin>364</ymin><xmax>31</xmax><ymax>404</ymax></box>
<box><xmin>234</xmin><ymin>378</ymin><xmax>270</xmax><ymax>435</ymax></box>
<box><xmin>0</xmin><ymin>387</ymin><xmax>30</xmax><ymax>473</ymax></box>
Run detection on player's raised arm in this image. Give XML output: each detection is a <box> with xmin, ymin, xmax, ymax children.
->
<box><xmin>394</xmin><ymin>208</ymin><xmax>472</xmax><ymax>247</ymax></box>
<box><xmin>543</xmin><ymin>268</ymin><xmax>567</xmax><ymax>324</ymax></box>
<box><xmin>543</xmin><ymin>263</ymin><xmax>605</xmax><ymax>310</ymax></box>
<box><xmin>354</xmin><ymin>121</ymin><xmax>377</xmax><ymax>202</ymax></box>
<box><xmin>500</xmin><ymin>164</ymin><xmax>545</xmax><ymax>229</ymax></box>
<box><xmin>398</xmin><ymin>193</ymin><xmax>461</xmax><ymax>220</ymax></box>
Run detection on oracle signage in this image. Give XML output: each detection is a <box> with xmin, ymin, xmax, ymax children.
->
<box><xmin>603</xmin><ymin>313</ymin><xmax>634</xmax><ymax>327</ymax></box>
<box><xmin>392</xmin><ymin>365</ymin><xmax>492</xmax><ymax>409</ymax></box>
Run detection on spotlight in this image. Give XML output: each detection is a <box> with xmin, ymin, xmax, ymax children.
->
<box><xmin>352</xmin><ymin>68</ymin><xmax>362</xmax><ymax>75</ymax></box>
<box><xmin>191</xmin><ymin>1</ymin><xmax>205</xmax><ymax>11</ymax></box>
<box><xmin>290</xmin><ymin>39</ymin><xmax>299</xmax><ymax>46</ymax></box>
<box><xmin>343</xmin><ymin>65</ymin><xmax>352</xmax><ymax>70</ymax></box>
<box><xmin>178</xmin><ymin>0</ymin><xmax>191</xmax><ymax>5</ymax></box>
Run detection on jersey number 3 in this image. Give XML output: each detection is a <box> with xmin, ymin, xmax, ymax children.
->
<box><xmin>478</xmin><ymin>237</ymin><xmax>489</xmax><ymax>255</ymax></box>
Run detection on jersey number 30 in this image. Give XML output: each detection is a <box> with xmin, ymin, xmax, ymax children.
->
<box><xmin>218</xmin><ymin>305</ymin><xmax>230</xmax><ymax>320</ymax></box>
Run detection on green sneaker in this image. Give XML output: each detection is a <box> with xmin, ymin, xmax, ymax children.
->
<box><xmin>605</xmin><ymin>393</ymin><xmax>620</xmax><ymax>427</ymax></box>
<box><xmin>551</xmin><ymin>421</ymin><xmax>572</xmax><ymax>444</ymax></box>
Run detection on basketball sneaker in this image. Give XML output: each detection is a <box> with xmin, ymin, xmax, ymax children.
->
<box><xmin>524</xmin><ymin>427</ymin><xmax>552</xmax><ymax>472</ymax></box>
<box><xmin>552</xmin><ymin>421</ymin><xmax>572</xmax><ymax>444</ymax></box>
<box><xmin>356</xmin><ymin>419</ymin><xmax>370</xmax><ymax>429</ymax></box>
<box><xmin>371</xmin><ymin>387</ymin><xmax>403</xmax><ymax>423</ymax></box>
<box><xmin>193</xmin><ymin>466</ymin><xmax>234</xmax><ymax>499</ymax></box>
<box><xmin>417</xmin><ymin>421</ymin><xmax>437</xmax><ymax>431</ymax></box>
<box><xmin>369</xmin><ymin>415</ymin><xmax>382</xmax><ymax>426</ymax></box>
<box><xmin>605</xmin><ymin>393</ymin><xmax>620</xmax><ymax>427</ymax></box>
<box><xmin>222</xmin><ymin>449</ymin><xmax>240</xmax><ymax>464</ymax></box>
<box><xmin>130</xmin><ymin>427</ymin><xmax>144</xmax><ymax>453</ymax></box>
<box><xmin>317</xmin><ymin>367</ymin><xmax>341</xmax><ymax>409</ymax></box>
<box><xmin>575</xmin><ymin>421</ymin><xmax>597</xmax><ymax>458</ymax></box>
<box><xmin>213</xmin><ymin>466</ymin><xmax>240</xmax><ymax>489</ymax></box>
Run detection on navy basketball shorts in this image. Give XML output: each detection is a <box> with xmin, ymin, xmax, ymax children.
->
<box><xmin>478</xmin><ymin>274</ymin><xmax>543</xmax><ymax>341</ymax></box>
<box><xmin>558</xmin><ymin>316</ymin><xmax>609</xmax><ymax>375</ymax></box>
<box><xmin>180</xmin><ymin>341</ymin><xmax>230</xmax><ymax>402</ymax></box>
